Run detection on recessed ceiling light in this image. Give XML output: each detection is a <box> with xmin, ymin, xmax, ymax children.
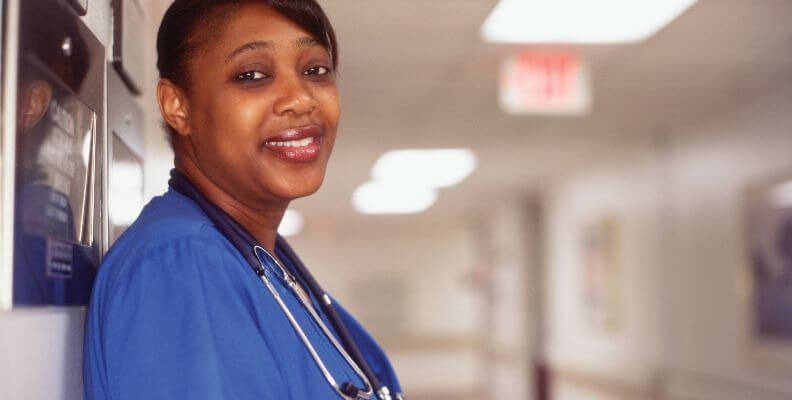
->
<box><xmin>353</xmin><ymin>181</ymin><xmax>437</xmax><ymax>215</ymax></box>
<box><xmin>278</xmin><ymin>209</ymin><xmax>304</xmax><ymax>237</ymax></box>
<box><xmin>371</xmin><ymin>149</ymin><xmax>477</xmax><ymax>188</ymax></box>
<box><xmin>481</xmin><ymin>0</ymin><xmax>699</xmax><ymax>44</ymax></box>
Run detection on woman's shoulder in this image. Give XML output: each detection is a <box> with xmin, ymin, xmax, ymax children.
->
<box><xmin>105</xmin><ymin>187</ymin><xmax>233</xmax><ymax>260</ymax></box>
<box><xmin>94</xmin><ymin>187</ymin><xmax>246</xmax><ymax>296</ymax></box>
<box><xmin>118</xmin><ymin>187</ymin><xmax>214</xmax><ymax>247</ymax></box>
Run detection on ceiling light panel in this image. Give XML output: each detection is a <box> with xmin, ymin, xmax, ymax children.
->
<box><xmin>353</xmin><ymin>181</ymin><xmax>438</xmax><ymax>215</ymax></box>
<box><xmin>482</xmin><ymin>0</ymin><xmax>699</xmax><ymax>44</ymax></box>
<box><xmin>371</xmin><ymin>149</ymin><xmax>477</xmax><ymax>189</ymax></box>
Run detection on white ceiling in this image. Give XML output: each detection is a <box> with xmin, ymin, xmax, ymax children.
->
<box><xmin>288</xmin><ymin>0</ymin><xmax>792</xmax><ymax>231</ymax></box>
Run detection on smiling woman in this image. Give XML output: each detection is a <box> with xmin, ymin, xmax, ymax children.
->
<box><xmin>82</xmin><ymin>1</ymin><xmax>404</xmax><ymax>399</ymax></box>
<box><xmin>158</xmin><ymin>2</ymin><xmax>340</xmax><ymax>243</ymax></box>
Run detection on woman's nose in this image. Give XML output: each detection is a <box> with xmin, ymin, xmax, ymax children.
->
<box><xmin>273</xmin><ymin>75</ymin><xmax>317</xmax><ymax>116</ymax></box>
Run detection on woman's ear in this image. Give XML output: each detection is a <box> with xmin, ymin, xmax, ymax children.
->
<box><xmin>19</xmin><ymin>80</ymin><xmax>53</xmax><ymax>130</ymax></box>
<box><xmin>157</xmin><ymin>79</ymin><xmax>191</xmax><ymax>137</ymax></box>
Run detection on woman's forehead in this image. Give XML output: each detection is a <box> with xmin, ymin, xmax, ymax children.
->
<box><xmin>210</xmin><ymin>4</ymin><xmax>317</xmax><ymax>53</ymax></box>
<box><xmin>224</xmin><ymin>36</ymin><xmax>323</xmax><ymax>62</ymax></box>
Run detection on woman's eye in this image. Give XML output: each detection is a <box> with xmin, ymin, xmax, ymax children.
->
<box><xmin>235</xmin><ymin>71</ymin><xmax>268</xmax><ymax>81</ymax></box>
<box><xmin>304</xmin><ymin>66</ymin><xmax>330</xmax><ymax>76</ymax></box>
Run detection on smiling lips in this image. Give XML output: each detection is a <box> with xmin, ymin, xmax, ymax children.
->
<box><xmin>263</xmin><ymin>125</ymin><xmax>324</xmax><ymax>163</ymax></box>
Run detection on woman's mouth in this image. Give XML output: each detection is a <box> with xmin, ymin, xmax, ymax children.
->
<box><xmin>263</xmin><ymin>125</ymin><xmax>323</xmax><ymax>163</ymax></box>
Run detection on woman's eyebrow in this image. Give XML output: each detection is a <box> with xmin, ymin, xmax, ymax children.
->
<box><xmin>225</xmin><ymin>40</ymin><xmax>274</xmax><ymax>63</ymax></box>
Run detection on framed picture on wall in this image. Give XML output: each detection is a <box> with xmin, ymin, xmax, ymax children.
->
<box><xmin>580</xmin><ymin>215</ymin><xmax>623</xmax><ymax>333</ymax></box>
<box><xmin>112</xmin><ymin>0</ymin><xmax>146</xmax><ymax>94</ymax></box>
<box><xmin>743</xmin><ymin>175</ymin><xmax>792</xmax><ymax>370</ymax></box>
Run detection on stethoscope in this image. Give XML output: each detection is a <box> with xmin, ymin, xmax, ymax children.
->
<box><xmin>169</xmin><ymin>170</ymin><xmax>404</xmax><ymax>400</ymax></box>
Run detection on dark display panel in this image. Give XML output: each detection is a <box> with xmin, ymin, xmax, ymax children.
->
<box><xmin>12</xmin><ymin>0</ymin><xmax>105</xmax><ymax>306</ymax></box>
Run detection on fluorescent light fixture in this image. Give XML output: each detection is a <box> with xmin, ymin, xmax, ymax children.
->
<box><xmin>278</xmin><ymin>209</ymin><xmax>304</xmax><ymax>237</ymax></box>
<box><xmin>481</xmin><ymin>0</ymin><xmax>699</xmax><ymax>44</ymax></box>
<box><xmin>371</xmin><ymin>149</ymin><xmax>477</xmax><ymax>188</ymax></box>
<box><xmin>353</xmin><ymin>181</ymin><xmax>437</xmax><ymax>215</ymax></box>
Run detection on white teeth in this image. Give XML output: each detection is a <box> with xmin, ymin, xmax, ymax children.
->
<box><xmin>269</xmin><ymin>137</ymin><xmax>315</xmax><ymax>147</ymax></box>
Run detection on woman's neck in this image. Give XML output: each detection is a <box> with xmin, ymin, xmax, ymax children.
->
<box><xmin>174</xmin><ymin>155</ymin><xmax>286</xmax><ymax>252</ymax></box>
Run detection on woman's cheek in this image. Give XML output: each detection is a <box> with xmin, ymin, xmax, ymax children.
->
<box><xmin>232</xmin><ymin>98</ymin><xmax>268</xmax><ymax>136</ymax></box>
<box><xmin>318</xmin><ymin>90</ymin><xmax>341</xmax><ymax>124</ymax></box>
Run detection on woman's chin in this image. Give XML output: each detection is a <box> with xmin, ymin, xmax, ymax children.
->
<box><xmin>286</xmin><ymin>186</ymin><xmax>321</xmax><ymax>200</ymax></box>
<box><xmin>271</xmin><ymin>179</ymin><xmax>325</xmax><ymax>201</ymax></box>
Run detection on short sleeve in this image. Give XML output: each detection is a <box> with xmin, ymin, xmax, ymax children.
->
<box><xmin>83</xmin><ymin>235</ymin><xmax>287</xmax><ymax>400</ymax></box>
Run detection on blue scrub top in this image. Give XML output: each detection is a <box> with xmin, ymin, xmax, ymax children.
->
<box><xmin>83</xmin><ymin>186</ymin><xmax>402</xmax><ymax>399</ymax></box>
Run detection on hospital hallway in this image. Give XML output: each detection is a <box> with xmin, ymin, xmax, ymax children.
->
<box><xmin>2</xmin><ymin>0</ymin><xmax>792</xmax><ymax>399</ymax></box>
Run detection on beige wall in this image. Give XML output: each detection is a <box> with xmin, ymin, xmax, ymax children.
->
<box><xmin>662</xmin><ymin>81</ymin><xmax>792</xmax><ymax>400</ymax></box>
<box><xmin>290</xmin><ymin>218</ymin><xmax>486</xmax><ymax>399</ymax></box>
<box><xmin>543</xmin><ymin>138</ymin><xmax>664</xmax><ymax>399</ymax></box>
<box><xmin>543</xmin><ymin>78</ymin><xmax>792</xmax><ymax>400</ymax></box>
<box><xmin>289</xmin><ymin>198</ymin><xmax>542</xmax><ymax>400</ymax></box>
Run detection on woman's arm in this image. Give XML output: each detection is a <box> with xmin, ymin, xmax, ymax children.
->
<box><xmin>84</xmin><ymin>235</ymin><xmax>287</xmax><ymax>400</ymax></box>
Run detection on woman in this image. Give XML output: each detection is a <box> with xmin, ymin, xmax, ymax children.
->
<box><xmin>83</xmin><ymin>1</ymin><xmax>404</xmax><ymax>399</ymax></box>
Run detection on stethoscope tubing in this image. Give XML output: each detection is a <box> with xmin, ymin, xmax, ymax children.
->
<box><xmin>254</xmin><ymin>246</ymin><xmax>374</xmax><ymax>399</ymax></box>
<box><xmin>169</xmin><ymin>171</ymin><xmax>388</xmax><ymax>400</ymax></box>
<box><xmin>276</xmin><ymin>236</ymin><xmax>386</xmax><ymax>392</ymax></box>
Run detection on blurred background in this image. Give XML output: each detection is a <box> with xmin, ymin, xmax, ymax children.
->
<box><xmin>2</xmin><ymin>0</ymin><xmax>792</xmax><ymax>399</ymax></box>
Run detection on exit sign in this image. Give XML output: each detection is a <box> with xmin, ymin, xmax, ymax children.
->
<box><xmin>499</xmin><ymin>52</ymin><xmax>591</xmax><ymax>115</ymax></box>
